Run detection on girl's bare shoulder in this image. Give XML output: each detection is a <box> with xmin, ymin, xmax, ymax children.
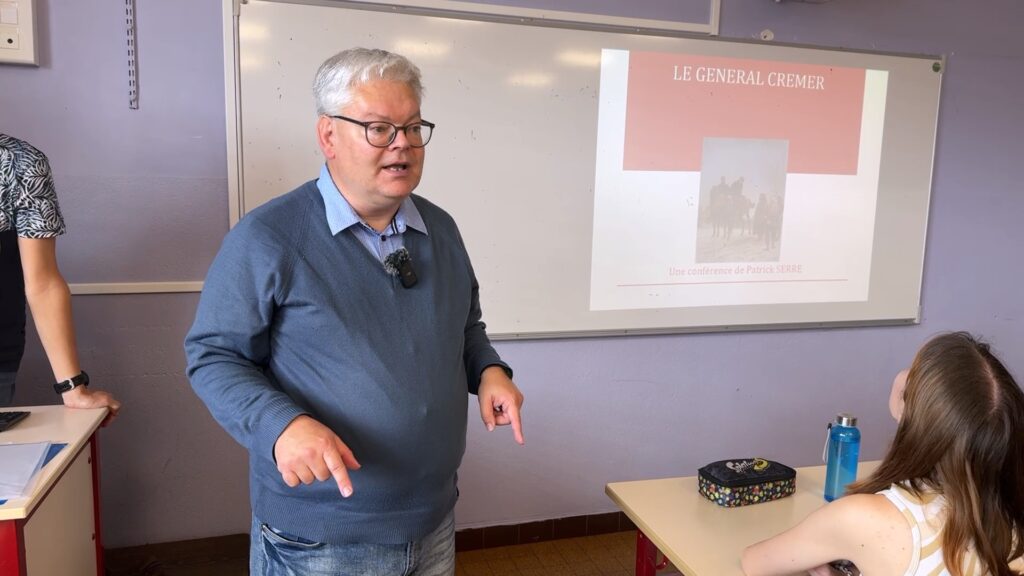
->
<box><xmin>828</xmin><ymin>492</ymin><xmax>914</xmax><ymax>575</ymax></box>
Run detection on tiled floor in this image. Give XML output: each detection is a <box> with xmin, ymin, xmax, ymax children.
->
<box><xmin>456</xmin><ymin>531</ymin><xmax>638</xmax><ymax>576</ymax></box>
<box><xmin>107</xmin><ymin>531</ymin><xmax>665</xmax><ymax>576</ymax></box>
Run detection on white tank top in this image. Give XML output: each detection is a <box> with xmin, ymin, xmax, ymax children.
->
<box><xmin>878</xmin><ymin>483</ymin><xmax>985</xmax><ymax>576</ymax></box>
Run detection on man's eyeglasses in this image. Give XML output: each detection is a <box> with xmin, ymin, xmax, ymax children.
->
<box><xmin>328</xmin><ymin>114</ymin><xmax>435</xmax><ymax>148</ymax></box>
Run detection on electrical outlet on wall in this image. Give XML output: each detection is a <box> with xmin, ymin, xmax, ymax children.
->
<box><xmin>0</xmin><ymin>0</ymin><xmax>38</xmax><ymax>66</ymax></box>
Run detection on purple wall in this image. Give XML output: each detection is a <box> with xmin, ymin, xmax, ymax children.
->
<box><xmin>3</xmin><ymin>0</ymin><xmax>1023</xmax><ymax>546</ymax></box>
<box><xmin>0</xmin><ymin>1</ymin><xmax>227</xmax><ymax>283</ymax></box>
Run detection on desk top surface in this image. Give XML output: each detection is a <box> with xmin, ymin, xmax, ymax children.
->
<box><xmin>606</xmin><ymin>461</ymin><xmax>880</xmax><ymax>576</ymax></box>
<box><xmin>0</xmin><ymin>405</ymin><xmax>107</xmax><ymax>521</ymax></box>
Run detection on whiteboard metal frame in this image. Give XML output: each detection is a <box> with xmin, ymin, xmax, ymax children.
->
<box><xmin>226</xmin><ymin>0</ymin><xmax>244</xmax><ymax>230</ymax></box>
<box><xmin>307</xmin><ymin>0</ymin><xmax>720</xmax><ymax>35</ymax></box>
<box><xmin>69</xmin><ymin>282</ymin><xmax>204</xmax><ymax>295</ymax></box>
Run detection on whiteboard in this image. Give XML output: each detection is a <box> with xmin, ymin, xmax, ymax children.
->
<box><xmin>226</xmin><ymin>0</ymin><xmax>942</xmax><ymax>338</ymax></box>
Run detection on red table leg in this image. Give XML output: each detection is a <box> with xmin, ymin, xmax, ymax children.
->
<box><xmin>0</xmin><ymin>520</ymin><xmax>26</xmax><ymax>576</ymax></box>
<box><xmin>636</xmin><ymin>530</ymin><xmax>669</xmax><ymax>576</ymax></box>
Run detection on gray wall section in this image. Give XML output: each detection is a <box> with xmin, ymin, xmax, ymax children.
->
<box><xmin>2</xmin><ymin>0</ymin><xmax>1022</xmax><ymax>546</ymax></box>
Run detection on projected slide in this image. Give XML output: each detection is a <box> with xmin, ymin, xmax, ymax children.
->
<box><xmin>590</xmin><ymin>49</ymin><xmax>889</xmax><ymax>311</ymax></box>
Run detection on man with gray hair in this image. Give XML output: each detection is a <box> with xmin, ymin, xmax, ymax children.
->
<box><xmin>185</xmin><ymin>47</ymin><xmax>524</xmax><ymax>575</ymax></box>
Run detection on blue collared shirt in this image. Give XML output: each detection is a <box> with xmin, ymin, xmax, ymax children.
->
<box><xmin>316</xmin><ymin>164</ymin><xmax>428</xmax><ymax>263</ymax></box>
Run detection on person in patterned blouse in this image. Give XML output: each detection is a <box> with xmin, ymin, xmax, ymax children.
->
<box><xmin>0</xmin><ymin>133</ymin><xmax>121</xmax><ymax>420</ymax></box>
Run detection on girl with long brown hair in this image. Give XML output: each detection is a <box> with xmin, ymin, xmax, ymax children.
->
<box><xmin>742</xmin><ymin>332</ymin><xmax>1024</xmax><ymax>576</ymax></box>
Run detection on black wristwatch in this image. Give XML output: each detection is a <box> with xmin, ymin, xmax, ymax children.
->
<box><xmin>54</xmin><ymin>371</ymin><xmax>89</xmax><ymax>395</ymax></box>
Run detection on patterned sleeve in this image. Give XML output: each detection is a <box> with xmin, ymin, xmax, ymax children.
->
<box><xmin>5</xmin><ymin>137</ymin><xmax>66</xmax><ymax>238</ymax></box>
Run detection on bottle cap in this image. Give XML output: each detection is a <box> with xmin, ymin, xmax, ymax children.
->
<box><xmin>835</xmin><ymin>413</ymin><xmax>857</xmax><ymax>427</ymax></box>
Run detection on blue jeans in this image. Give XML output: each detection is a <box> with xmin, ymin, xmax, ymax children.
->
<box><xmin>250</xmin><ymin>509</ymin><xmax>455</xmax><ymax>576</ymax></box>
<box><xmin>0</xmin><ymin>371</ymin><xmax>15</xmax><ymax>407</ymax></box>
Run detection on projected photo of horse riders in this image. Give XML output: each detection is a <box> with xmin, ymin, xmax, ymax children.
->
<box><xmin>696</xmin><ymin>138</ymin><xmax>788</xmax><ymax>263</ymax></box>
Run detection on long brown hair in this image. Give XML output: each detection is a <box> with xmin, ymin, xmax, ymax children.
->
<box><xmin>847</xmin><ymin>332</ymin><xmax>1024</xmax><ymax>575</ymax></box>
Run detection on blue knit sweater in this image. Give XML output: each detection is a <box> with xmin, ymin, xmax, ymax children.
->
<box><xmin>185</xmin><ymin>180</ymin><xmax>508</xmax><ymax>544</ymax></box>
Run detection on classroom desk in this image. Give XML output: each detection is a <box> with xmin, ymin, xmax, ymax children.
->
<box><xmin>606</xmin><ymin>461</ymin><xmax>880</xmax><ymax>576</ymax></box>
<box><xmin>0</xmin><ymin>406</ymin><xmax>107</xmax><ymax>576</ymax></box>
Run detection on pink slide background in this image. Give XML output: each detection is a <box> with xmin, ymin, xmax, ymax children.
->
<box><xmin>623</xmin><ymin>52</ymin><xmax>866</xmax><ymax>175</ymax></box>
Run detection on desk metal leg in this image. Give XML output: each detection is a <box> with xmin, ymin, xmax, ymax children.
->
<box><xmin>636</xmin><ymin>530</ymin><xmax>669</xmax><ymax>576</ymax></box>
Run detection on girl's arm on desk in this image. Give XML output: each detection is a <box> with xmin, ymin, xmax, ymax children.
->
<box><xmin>740</xmin><ymin>493</ymin><xmax>908</xmax><ymax>576</ymax></box>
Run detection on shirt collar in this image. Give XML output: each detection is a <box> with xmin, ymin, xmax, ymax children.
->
<box><xmin>316</xmin><ymin>164</ymin><xmax>427</xmax><ymax>236</ymax></box>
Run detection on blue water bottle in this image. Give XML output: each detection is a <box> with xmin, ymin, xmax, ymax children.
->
<box><xmin>823</xmin><ymin>413</ymin><xmax>860</xmax><ymax>502</ymax></box>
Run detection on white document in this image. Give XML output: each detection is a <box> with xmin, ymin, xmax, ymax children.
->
<box><xmin>0</xmin><ymin>441</ymin><xmax>51</xmax><ymax>500</ymax></box>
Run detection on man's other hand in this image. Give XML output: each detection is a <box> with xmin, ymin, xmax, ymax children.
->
<box><xmin>478</xmin><ymin>365</ymin><xmax>525</xmax><ymax>445</ymax></box>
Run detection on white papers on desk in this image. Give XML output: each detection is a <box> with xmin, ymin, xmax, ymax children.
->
<box><xmin>0</xmin><ymin>441</ymin><xmax>51</xmax><ymax>500</ymax></box>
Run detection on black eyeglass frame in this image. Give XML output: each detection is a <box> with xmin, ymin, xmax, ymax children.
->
<box><xmin>328</xmin><ymin>114</ymin><xmax>436</xmax><ymax>148</ymax></box>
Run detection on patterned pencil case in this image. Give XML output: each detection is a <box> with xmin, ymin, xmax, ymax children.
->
<box><xmin>698</xmin><ymin>458</ymin><xmax>796</xmax><ymax>507</ymax></box>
